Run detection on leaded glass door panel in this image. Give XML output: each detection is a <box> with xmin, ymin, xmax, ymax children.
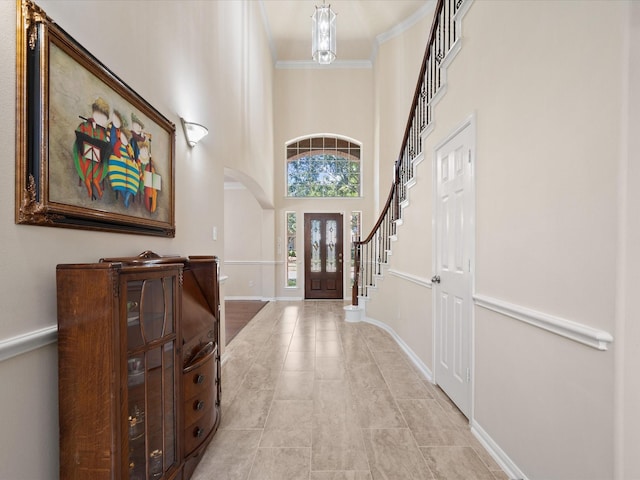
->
<box><xmin>304</xmin><ymin>213</ymin><xmax>344</xmax><ymax>299</ymax></box>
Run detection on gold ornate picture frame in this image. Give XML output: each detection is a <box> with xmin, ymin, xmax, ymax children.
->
<box><xmin>15</xmin><ymin>0</ymin><xmax>176</xmax><ymax>237</ymax></box>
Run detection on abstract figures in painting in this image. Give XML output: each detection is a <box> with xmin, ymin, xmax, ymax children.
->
<box><xmin>73</xmin><ymin>97</ymin><xmax>110</xmax><ymax>200</ymax></box>
<box><xmin>73</xmin><ymin>98</ymin><xmax>161</xmax><ymax>212</ymax></box>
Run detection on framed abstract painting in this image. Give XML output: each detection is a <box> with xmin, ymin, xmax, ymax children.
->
<box><xmin>15</xmin><ymin>0</ymin><xmax>176</xmax><ymax>237</ymax></box>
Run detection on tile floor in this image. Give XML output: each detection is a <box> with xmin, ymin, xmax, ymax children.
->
<box><xmin>191</xmin><ymin>300</ymin><xmax>508</xmax><ymax>480</ymax></box>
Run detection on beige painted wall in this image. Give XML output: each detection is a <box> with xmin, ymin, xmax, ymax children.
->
<box><xmin>363</xmin><ymin>11</ymin><xmax>434</xmax><ymax>374</ymax></box>
<box><xmin>223</xmin><ymin>184</ymin><xmax>275</xmax><ymax>299</ymax></box>
<box><xmin>366</xmin><ymin>1</ymin><xmax>631</xmax><ymax>479</ymax></box>
<box><xmin>2</xmin><ymin>0</ymin><xmax>637</xmax><ymax>478</ymax></box>
<box><xmin>371</xmin><ymin>148</ymin><xmax>434</xmax><ymax>371</ymax></box>
<box><xmin>0</xmin><ymin>1</ymin><xmax>273</xmax><ymax>478</ymax></box>
<box><xmin>362</xmin><ymin>0</ymin><xmax>434</xmax><ymax>381</ymax></box>
<box><xmin>619</xmin><ymin>4</ymin><xmax>640</xmax><ymax>479</ymax></box>
<box><xmin>228</xmin><ymin>1</ymin><xmax>276</xmax><ymax>207</ymax></box>
<box><xmin>449</xmin><ymin>4</ymin><xmax>620</xmax><ymax>477</ymax></box>
<box><xmin>373</xmin><ymin>11</ymin><xmax>432</xmax><ymax>208</ymax></box>
<box><xmin>221</xmin><ymin>6</ymin><xmax>432</xmax><ymax>302</ymax></box>
<box><xmin>272</xmin><ymin>67</ymin><xmax>375</xmax><ymax>299</ymax></box>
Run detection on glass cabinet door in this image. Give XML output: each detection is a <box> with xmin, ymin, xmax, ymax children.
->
<box><xmin>126</xmin><ymin>275</ymin><xmax>177</xmax><ymax>480</ymax></box>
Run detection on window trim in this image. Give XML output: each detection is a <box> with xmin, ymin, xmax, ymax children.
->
<box><xmin>285</xmin><ymin>134</ymin><xmax>363</xmax><ymax>198</ymax></box>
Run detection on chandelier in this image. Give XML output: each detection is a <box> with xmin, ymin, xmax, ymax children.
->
<box><xmin>312</xmin><ymin>2</ymin><xmax>336</xmax><ymax>65</ymax></box>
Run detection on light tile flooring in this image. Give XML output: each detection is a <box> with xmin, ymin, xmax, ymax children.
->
<box><xmin>191</xmin><ymin>301</ymin><xmax>508</xmax><ymax>480</ymax></box>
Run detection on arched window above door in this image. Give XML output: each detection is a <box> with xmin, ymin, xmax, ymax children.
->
<box><xmin>286</xmin><ymin>135</ymin><xmax>361</xmax><ymax>198</ymax></box>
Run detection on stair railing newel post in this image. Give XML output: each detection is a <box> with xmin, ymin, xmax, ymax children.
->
<box><xmin>352</xmin><ymin>237</ymin><xmax>361</xmax><ymax>306</ymax></box>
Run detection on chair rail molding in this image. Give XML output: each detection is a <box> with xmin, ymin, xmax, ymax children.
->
<box><xmin>388</xmin><ymin>269</ymin><xmax>432</xmax><ymax>289</ymax></box>
<box><xmin>0</xmin><ymin>325</ymin><xmax>58</xmax><ymax>363</ymax></box>
<box><xmin>473</xmin><ymin>294</ymin><xmax>613</xmax><ymax>351</ymax></box>
<box><xmin>224</xmin><ymin>260</ymin><xmax>282</xmax><ymax>265</ymax></box>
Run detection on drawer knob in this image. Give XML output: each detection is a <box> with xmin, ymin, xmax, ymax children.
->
<box><xmin>193</xmin><ymin>427</ymin><xmax>204</xmax><ymax>438</ymax></box>
<box><xmin>194</xmin><ymin>400</ymin><xmax>205</xmax><ymax>411</ymax></box>
<box><xmin>194</xmin><ymin>374</ymin><xmax>205</xmax><ymax>384</ymax></box>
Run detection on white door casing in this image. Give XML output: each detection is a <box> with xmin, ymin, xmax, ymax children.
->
<box><xmin>433</xmin><ymin>118</ymin><xmax>474</xmax><ymax>418</ymax></box>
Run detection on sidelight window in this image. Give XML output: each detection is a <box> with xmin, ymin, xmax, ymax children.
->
<box><xmin>286</xmin><ymin>212</ymin><xmax>297</xmax><ymax>287</ymax></box>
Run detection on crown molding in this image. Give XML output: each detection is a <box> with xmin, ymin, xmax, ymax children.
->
<box><xmin>275</xmin><ymin>59</ymin><xmax>373</xmax><ymax>70</ymax></box>
<box><xmin>370</xmin><ymin>0</ymin><xmax>437</xmax><ymax>63</ymax></box>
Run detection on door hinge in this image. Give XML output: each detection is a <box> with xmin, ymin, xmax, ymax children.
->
<box><xmin>468</xmin><ymin>259</ymin><xmax>471</xmax><ymax>272</ymax></box>
<box><xmin>466</xmin><ymin>368</ymin><xmax>471</xmax><ymax>382</ymax></box>
<box><xmin>468</xmin><ymin>149</ymin><xmax>471</xmax><ymax>163</ymax></box>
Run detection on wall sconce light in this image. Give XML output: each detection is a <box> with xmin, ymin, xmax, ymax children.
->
<box><xmin>312</xmin><ymin>1</ymin><xmax>336</xmax><ymax>65</ymax></box>
<box><xmin>181</xmin><ymin>117</ymin><xmax>208</xmax><ymax>147</ymax></box>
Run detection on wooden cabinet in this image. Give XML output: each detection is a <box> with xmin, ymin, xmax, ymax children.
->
<box><xmin>178</xmin><ymin>255</ymin><xmax>221</xmax><ymax>478</ymax></box>
<box><xmin>57</xmin><ymin>252</ymin><xmax>221</xmax><ymax>480</ymax></box>
<box><xmin>182</xmin><ymin>354</ymin><xmax>216</xmax><ymax>455</ymax></box>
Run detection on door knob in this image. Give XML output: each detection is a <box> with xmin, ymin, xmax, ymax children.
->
<box><xmin>431</xmin><ymin>275</ymin><xmax>441</xmax><ymax>284</ymax></box>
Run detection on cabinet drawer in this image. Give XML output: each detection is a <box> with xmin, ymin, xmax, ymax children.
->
<box><xmin>183</xmin><ymin>354</ymin><xmax>214</xmax><ymax>400</ymax></box>
<box><xmin>183</xmin><ymin>390</ymin><xmax>213</xmax><ymax>427</ymax></box>
<box><xmin>183</xmin><ymin>408</ymin><xmax>215</xmax><ymax>454</ymax></box>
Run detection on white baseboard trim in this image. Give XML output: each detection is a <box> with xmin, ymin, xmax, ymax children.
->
<box><xmin>471</xmin><ymin>419</ymin><xmax>528</xmax><ymax>480</ymax></box>
<box><xmin>388</xmin><ymin>269</ymin><xmax>432</xmax><ymax>289</ymax></box>
<box><xmin>220</xmin><ymin>352</ymin><xmax>229</xmax><ymax>365</ymax></box>
<box><xmin>362</xmin><ymin>315</ymin><xmax>433</xmax><ymax>383</ymax></box>
<box><xmin>225</xmin><ymin>296</ymin><xmax>276</xmax><ymax>301</ymax></box>
<box><xmin>227</xmin><ymin>296</ymin><xmax>305</xmax><ymax>302</ymax></box>
<box><xmin>473</xmin><ymin>294</ymin><xmax>613</xmax><ymax>351</ymax></box>
<box><xmin>0</xmin><ymin>325</ymin><xmax>58</xmax><ymax>363</ymax></box>
<box><xmin>223</xmin><ymin>260</ymin><xmax>281</xmax><ymax>265</ymax></box>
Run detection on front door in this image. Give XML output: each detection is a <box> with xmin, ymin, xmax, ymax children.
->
<box><xmin>433</xmin><ymin>120</ymin><xmax>474</xmax><ymax>418</ymax></box>
<box><xmin>304</xmin><ymin>213</ymin><xmax>343</xmax><ymax>299</ymax></box>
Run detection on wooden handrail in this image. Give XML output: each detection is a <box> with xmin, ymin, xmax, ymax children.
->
<box><xmin>358</xmin><ymin>174</ymin><xmax>397</xmax><ymax>245</ymax></box>
<box><xmin>395</xmin><ymin>0</ymin><xmax>444</xmax><ymax>180</ymax></box>
<box><xmin>352</xmin><ymin>0</ymin><xmax>460</xmax><ymax>306</ymax></box>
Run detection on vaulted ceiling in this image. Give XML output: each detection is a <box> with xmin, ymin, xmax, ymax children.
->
<box><xmin>226</xmin><ymin>1</ymin><xmax>432</xmax><ymax>186</ymax></box>
<box><xmin>260</xmin><ymin>0</ymin><xmax>433</xmax><ymax>66</ymax></box>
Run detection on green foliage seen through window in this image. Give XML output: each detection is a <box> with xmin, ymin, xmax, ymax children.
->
<box><xmin>287</xmin><ymin>154</ymin><xmax>360</xmax><ymax>197</ymax></box>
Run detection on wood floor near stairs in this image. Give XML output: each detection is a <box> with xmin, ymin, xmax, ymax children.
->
<box><xmin>193</xmin><ymin>300</ymin><xmax>508</xmax><ymax>480</ymax></box>
<box><xmin>225</xmin><ymin>300</ymin><xmax>269</xmax><ymax>346</ymax></box>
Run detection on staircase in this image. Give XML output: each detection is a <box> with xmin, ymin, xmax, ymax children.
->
<box><xmin>351</xmin><ymin>0</ymin><xmax>471</xmax><ymax>309</ymax></box>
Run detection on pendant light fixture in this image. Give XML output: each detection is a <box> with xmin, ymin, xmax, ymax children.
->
<box><xmin>312</xmin><ymin>1</ymin><xmax>336</xmax><ymax>65</ymax></box>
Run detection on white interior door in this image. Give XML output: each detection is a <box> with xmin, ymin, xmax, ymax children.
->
<box><xmin>433</xmin><ymin>121</ymin><xmax>474</xmax><ymax>418</ymax></box>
